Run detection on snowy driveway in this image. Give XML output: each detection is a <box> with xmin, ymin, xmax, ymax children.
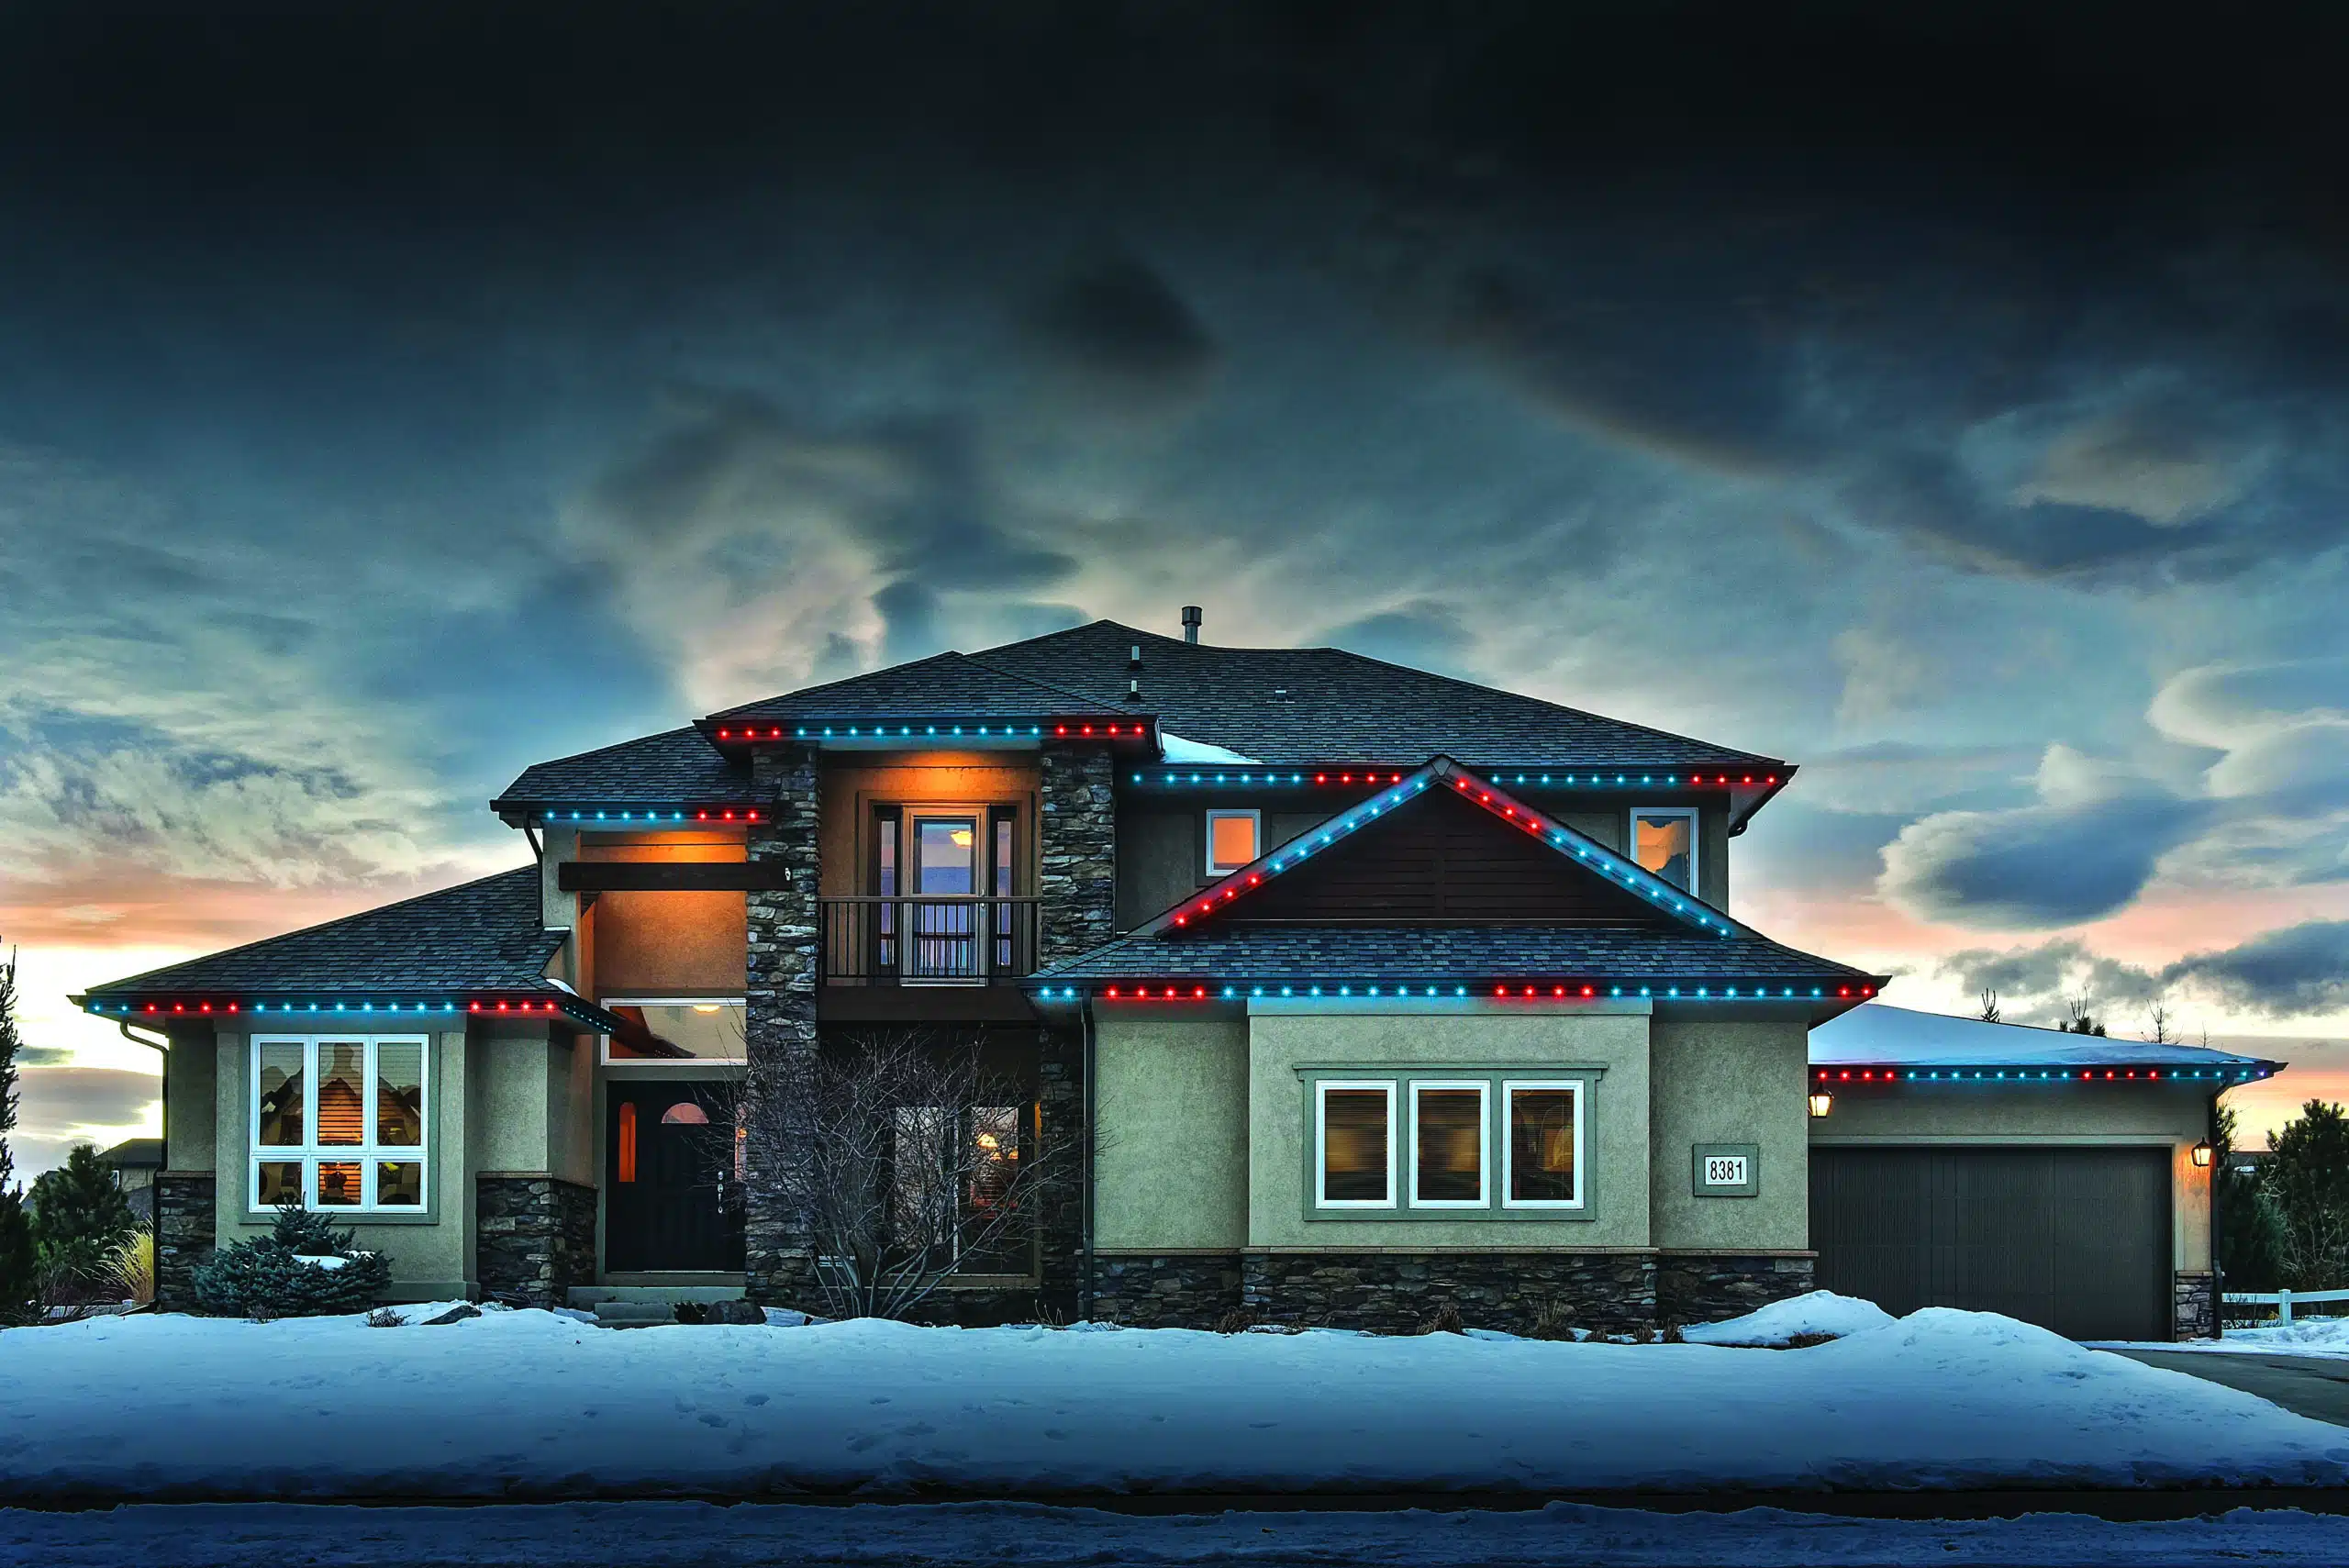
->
<box><xmin>2110</xmin><ymin>1351</ymin><xmax>2349</xmax><ymax>1428</ymax></box>
<box><xmin>3</xmin><ymin>1305</ymin><xmax>2346</xmax><ymax>1503</ymax></box>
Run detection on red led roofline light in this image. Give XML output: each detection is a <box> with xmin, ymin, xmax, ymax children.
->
<box><xmin>87</xmin><ymin>996</ymin><xmax>602</xmax><ymax>1020</ymax></box>
<box><xmin>1134</xmin><ymin>769</ymin><xmax>1777</xmax><ymax>788</ymax></box>
<box><xmin>1817</xmin><ymin>1064</ymin><xmax>2271</xmax><ymax>1084</ymax></box>
<box><xmin>550</xmin><ymin>807</ymin><xmax>762</xmax><ymax>824</ymax></box>
<box><xmin>709</xmin><ymin>721</ymin><xmax>1152</xmax><ymax>741</ymax></box>
<box><xmin>1140</xmin><ymin>758</ymin><xmax>1771</xmax><ymax>942</ymax></box>
<box><xmin>1046</xmin><ymin>978</ymin><xmax>1876</xmax><ymax>1003</ymax></box>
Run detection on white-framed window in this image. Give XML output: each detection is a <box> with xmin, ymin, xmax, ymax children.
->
<box><xmin>250</xmin><ymin>1035</ymin><xmax>428</xmax><ymax>1213</ymax></box>
<box><xmin>1205</xmin><ymin>808</ymin><xmax>1262</xmax><ymax>876</ymax></box>
<box><xmin>1314</xmin><ymin>1079</ymin><xmax>1396</xmax><ymax>1208</ymax></box>
<box><xmin>1629</xmin><ymin>806</ymin><xmax>1698</xmax><ymax>893</ymax></box>
<box><xmin>1501</xmin><ymin>1079</ymin><xmax>1585</xmax><ymax>1209</ymax></box>
<box><xmin>1408</xmin><ymin>1080</ymin><xmax>1489</xmax><ymax>1208</ymax></box>
<box><xmin>601</xmin><ymin>997</ymin><xmax>747</xmax><ymax>1064</ymax></box>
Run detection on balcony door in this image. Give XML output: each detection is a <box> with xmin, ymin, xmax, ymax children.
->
<box><xmin>901</xmin><ymin>809</ymin><xmax>985</xmax><ymax>982</ymax></box>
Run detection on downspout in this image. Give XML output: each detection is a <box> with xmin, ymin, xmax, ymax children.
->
<box><xmin>1080</xmin><ymin>999</ymin><xmax>1096</xmax><ymax>1322</ymax></box>
<box><xmin>118</xmin><ymin>1021</ymin><xmax>171</xmax><ymax>1240</ymax></box>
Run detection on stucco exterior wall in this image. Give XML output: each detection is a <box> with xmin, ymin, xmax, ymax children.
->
<box><xmin>166</xmin><ymin>1028</ymin><xmax>219</xmax><ymax>1170</ymax></box>
<box><xmin>1811</xmin><ymin>1082</ymin><xmax>2218</xmax><ymax>1268</ymax></box>
<box><xmin>1093</xmin><ymin>1011</ymin><xmax>1250</xmax><ymax>1249</ymax></box>
<box><xmin>212</xmin><ymin>1023</ymin><xmax>477</xmax><ymax>1299</ymax></box>
<box><xmin>1648</xmin><ymin>1017</ymin><xmax>1809</xmax><ymax>1251</ymax></box>
<box><xmin>1116</xmin><ymin>802</ymin><xmax>1330</xmax><ymax>928</ymax></box>
<box><xmin>1245</xmin><ymin>1003</ymin><xmax>1653</xmax><ymax>1250</ymax></box>
<box><xmin>574</xmin><ymin>829</ymin><xmax>749</xmax><ymax>997</ymax></box>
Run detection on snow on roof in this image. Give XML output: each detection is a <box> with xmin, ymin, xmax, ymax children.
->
<box><xmin>1812</xmin><ymin>1004</ymin><xmax>2283</xmax><ymax>1069</ymax></box>
<box><xmin>1158</xmin><ymin>729</ymin><xmax>1263</xmax><ymax>764</ymax></box>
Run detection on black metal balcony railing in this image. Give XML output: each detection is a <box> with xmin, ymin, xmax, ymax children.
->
<box><xmin>818</xmin><ymin>896</ymin><xmax>1041</xmax><ymax>985</ymax></box>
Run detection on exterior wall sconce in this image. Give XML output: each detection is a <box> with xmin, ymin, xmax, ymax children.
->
<box><xmin>2191</xmin><ymin>1139</ymin><xmax>2214</xmax><ymax>1169</ymax></box>
<box><xmin>1808</xmin><ymin>1090</ymin><xmax>1834</xmax><ymax>1118</ymax></box>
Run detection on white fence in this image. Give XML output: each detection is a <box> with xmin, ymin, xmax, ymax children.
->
<box><xmin>2222</xmin><ymin>1286</ymin><xmax>2349</xmax><ymax>1326</ymax></box>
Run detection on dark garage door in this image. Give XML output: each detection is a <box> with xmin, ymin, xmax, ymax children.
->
<box><xmin>1811</xmin><ymin>1147</ymin><xmax>2171</xmax><ymax>1341</ymax></box>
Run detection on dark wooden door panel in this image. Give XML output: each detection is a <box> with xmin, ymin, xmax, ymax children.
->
<box><xmin>1812</xmin><ymin>1147</ymin><xmax>2168</xmax><ymax>1340</ymax></box>
<box><xmin>606</xmin><ymin>1084</ymin><xmax>746</xmax><ymax>1273</ymax></box>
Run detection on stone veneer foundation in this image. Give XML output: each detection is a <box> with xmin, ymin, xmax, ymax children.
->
<box><xmin>1092</xmin><ymin>1251</ymin><xmax>1247</xmax><ymax>1327</ymax></box>
<box><xmin>1655</xmin><ymin>1251</ymin><xmax>1816</xmax><ymax>1326</ymax></box>
<box><xmin>475</xmin><ymin>1174</ymin><xmax>597</xmax><ymax>1307</ymax></box>
<box><xmin>1243</xmin><ymin>1251</ymin><xmax>1660</xmax><ymax>1337</ymax></box>
<box><xmin>2174</xmin><ymin>1269</ymin><xmax>2216</xmax><ymax>1341</ymax></box>
<box><xmin>153</xmin><ymin>1172</ymin><xmax>217</xmax><ymax>1312</ymax></box>
<box><xmin>1083</xmin><ymin>1251</ymin><xmax>1815</xmax><ymax>1334</ymax></box>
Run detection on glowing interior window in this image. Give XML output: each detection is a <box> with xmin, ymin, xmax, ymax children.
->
<box><xmin>1206</xmin><ymin>810</ymin><xmax>1261</xmax><ymax>874</ymax></box>
<box><xmin>1632</xmin><ymin>810</ymin><xmax>1696</xmax><ymax>892</ymax></box>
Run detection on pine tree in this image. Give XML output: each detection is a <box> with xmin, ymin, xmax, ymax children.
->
<box><xmin>2268</xmin><ymin>1100</ymin><xmax>2349</xmax><ymax>1289</ymax></box>
<box><xmin>28</xmin><ymin>1143</ymin><xmax>138</xmax><ymax>1296</ymax></box>
<box><xmin>0</xmin><ymin>944</ymin><xmax>33</xmax><ymax>1321</ymax></box>
<box><xmin>2212</xmin><ymin>1105</ymin><xmax>2286</xmax><ymax>1292</ymax></box>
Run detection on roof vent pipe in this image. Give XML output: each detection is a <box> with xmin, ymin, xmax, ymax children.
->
<box><xmin>1129</xmin><ymin>644</ymin><xmax>1142</xmax><ymax>669</ymax></box>
<box><xmin>1181</xmin><ymin>605</ymin><xmax>1202</xmax><ymax>643</ymax></box>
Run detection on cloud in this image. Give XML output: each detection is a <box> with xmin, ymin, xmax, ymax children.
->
<box><xmin>2162</xmin><ymin>920</ymin><xmax>2349</xmax><ymax>1019</ymax></box>
<box><xmin>1025</xmin><ymin>250</ymin><xmax>1218</xmax><ymax>417</ymax></box>
<box><xmin>2010</xmin><ymin>407</ymin><xmax>2241</xmax><ymax>527</ymax></box>
<box><xmin>1321</xmin><ymin>600</ymin><xmax>1475</xmax><ymax>676</ymax></box>
<box><xmin>11</xmin><ymin>1065</ymin><xmax>160</xmax><ymax>1179</ymax></box>
<box><xmin>564</xmin><ymin>390</ymin><xmax>1080</xmax><ymax>709</ymax></box>
<box><xmin>1877</xmin><ymin>746</ymin><xmax>2209</xmax><ymax>929</ymax></box>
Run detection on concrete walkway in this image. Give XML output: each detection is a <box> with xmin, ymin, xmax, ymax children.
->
<box><xmin>2114</xmin><ymin>1350</ymin><xmax>2349</xmax><ymax>1428</ymax></box>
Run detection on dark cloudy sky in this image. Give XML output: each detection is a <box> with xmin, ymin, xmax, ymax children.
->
<box><xmin>6</xmin><ymin>1</ymin><xmax>2348</xmax><ymax>1168</ymax></box>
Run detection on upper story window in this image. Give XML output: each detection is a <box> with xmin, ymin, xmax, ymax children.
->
<box><xmin>1631</xmin><ymin>807</ymin><xmax>1698</xmax><ymax>893</ymax></box>
<box><xmin>250</xmin><ymin>1035</ymin><xmax>427</xmax><ymax>1213</ymax></box>
<box><xmin>603</xmin><ymin>998</ymin><xmax>747</xmax><ymax>1064</ymax></box>
<box><xmin>1205</xmin><ymin>808</ymin><xmax>1261</xmax><ymax>876</ymax></box>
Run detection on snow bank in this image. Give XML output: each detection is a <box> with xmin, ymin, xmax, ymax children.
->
<box><xmin>1679</xmin><ymin>1290</ymin><xmax>1894</xmax><ymax>1346</ymax></box>
<box><xmin>2095</xmin><ymin>1316</ymin><xmax>2349</xmax><ymax>1360</ymax></box>
<box><xmin>10</xmin><ymin>1500</ymin><xmax>2349</xmax><ymax>1568</ymax></box>
<box><xmin>0</xmin><ymin>1307</ymin><xmax>2342</xmax><ymax>1502</ymax></box>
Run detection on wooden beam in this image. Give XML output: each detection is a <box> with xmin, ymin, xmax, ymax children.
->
<box><xmin>558</xmin><ymin>862</ymin><xmax>783</xmax><ymax>892</ymax></box>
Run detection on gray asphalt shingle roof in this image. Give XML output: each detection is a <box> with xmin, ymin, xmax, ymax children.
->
<box><xmin>79</xmin><ymin>868</ymin><xmax>568</xmax><ymax>997</ymax></box>
<box><xmin>710</xmin><ymin>651</ymin><xmax>1136</xmax><ymax>724</ymax></box>
<box><xmin>975</xmin><ymin>621</ymin><xmax>1780</xmax><ymax>771</ymax></box>
<box><xmin>1034</xmin><ymin>924</ymin><xmax>1879</xmax><ymax>989</ymax></box>
<box><xmin>493</xmin><ymin>728</ymin><xmax>758</xmax><ymax>811</ymax></box>
<box><xmin>493</xmin><ymin>621</ymin><xmax>1784</xmax><ymax>806</ymax></box>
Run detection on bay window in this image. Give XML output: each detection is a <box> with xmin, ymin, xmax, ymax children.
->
<box><xmin>251</xmin><ymin>1035</ymin><xmax>427</xmax><ymax>1213</ymax></box>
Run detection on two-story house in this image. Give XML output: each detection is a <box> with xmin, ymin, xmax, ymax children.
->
<box><xmin>80</xmin><ymin>610</ymin><xmax>2268</xmax><ymax>1338</ymax></box>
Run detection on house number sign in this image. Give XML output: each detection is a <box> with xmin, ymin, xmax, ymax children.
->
<box><xmin>1690</xmin><ymin>1142</ymin><xmax>1760</xmax><ymax>1197</ymax></box>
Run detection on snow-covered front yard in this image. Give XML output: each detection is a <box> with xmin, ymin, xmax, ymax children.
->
<box><xmin>2094</xmin><ymin>1316</ymin><xmax>2349</xmax><ymax>1360</ymax></box>
<box><xmin>2</xmin><ymin>1296</ymin><xmax>2343</xmax><ymax>1502</ymax></box>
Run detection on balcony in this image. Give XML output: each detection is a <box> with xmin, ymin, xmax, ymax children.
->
<box><xmin>818</xmin><ymin>896</ymin><xmax>1042</xmax><ymax>1006</ymax></box>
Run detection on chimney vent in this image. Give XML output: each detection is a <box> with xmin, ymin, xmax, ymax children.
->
<box><xmin>1129</xmin><ymin>643</ymin><xmax>1142</xmax><ymax>669</ymax></box>
<box><xmin>1128</xmin><ymin>676</ymin><xmax>1143</xmax><ymax>702</ymax></box>
<box><xmin>1181</xmin><ymin>605</ymin><xmax>1203</xmax><ymax>644</ymax></box>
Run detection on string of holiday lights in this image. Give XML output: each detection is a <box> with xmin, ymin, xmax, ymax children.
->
<box><xmin>708</xmin><ymin>720</ymin><xmax>1158</xmax><ymax>742</ymax></box>
<box><xmin>1133</xmin><ymin>757</ymin><xmax>1771</xmax><ymax>942</ymax></box>
<box><xmin>78</xmin><ymin>995</ymin><xmax>620</xmax><ymax>1028</ymax></box>
<box><xmin>541</xmin><ymin>807</ymin><xmax>763</xmax><ymax>824</ymax></box>
<box><xmin>1129</xmin><ymin>769</ymin><xmax>1781</xmax><ymax>788</ymax></box>
<box><xmin>1815</xmin><ymin>1064</ymin><xmax>2272</xmax><ymax>1084</ymax></box>
<box><xmin>1035</xmin><ymin>980</ymin><xmax>1875</xmax><ymax>1003</ymax></box>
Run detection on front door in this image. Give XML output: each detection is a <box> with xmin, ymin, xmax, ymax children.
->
<box><xmin>605</xmin><ymin>1083</ymin><xmax>746</xmax><ymax>1273</ymax></box>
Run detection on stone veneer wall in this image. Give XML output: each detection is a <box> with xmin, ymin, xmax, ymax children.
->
<box><xmin>1092</xmin><ymin>1252</ymin><xmax>1244</xmax><ymax>1326</ymax></box>
<box><xmin>1656</xmin><ymin>1252</ymin><xmax>1816</xmax><ymax>1327</ymax></box>
<box><xmin>1038</xmin><ymin>744</ymin><xmax>1116</xmax><ymax>964</ymax></box>
<box><xmin>1034</xmin><ymin>1024</ymin><xmax>1087</xmax><ymax>1321</ymax></box>
<box><xmin>2174</xmin><ymin>1269</ymin><xmax>2216</xmax><ymax>1341</ymax></box>
<box><xmin>1242</xmin><ymin>1251</ymin><xmax>1659</xmax><ymax>1337</ymax></box>
<box><xmin>476</xmin><ymin>1175</ymin><xmax>597</xmax><ymax>1307</ymax></box>
<box><xmin>743</xmin><ymin>745</ymin><xmax>823</xmax><ymax>1307</ymax></box>
<box><xmin>153</xmin><ymin>1173</ymin><xmax>217</xmax><ymax>1312</ymax></box>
